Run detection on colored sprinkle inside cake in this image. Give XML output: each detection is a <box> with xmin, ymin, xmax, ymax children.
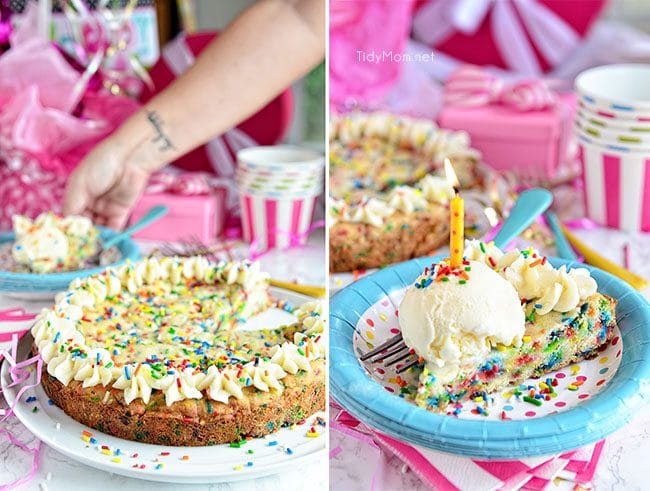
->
<box><xmin>398</xmin><ymin>240</ymin><xmax>617</xmax><ymax>412</ymax></box>
<box><xmin>31</xmin><ymin>257</ymin><xmax>326</xmax><ymax>445</ymax></box>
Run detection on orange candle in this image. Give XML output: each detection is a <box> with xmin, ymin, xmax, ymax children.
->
<box><xmin>444</xmin><ymin>159</ymin><xmax>464</xmax><ymax>268</ymax></box>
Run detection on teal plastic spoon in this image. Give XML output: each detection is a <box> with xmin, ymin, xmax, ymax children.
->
<box><xmin>492</xmin><ymin>188</ymin><xmax>553</xmax><ymax>250</ymax></box>
<box><xmin>544</xmin><ymin>210</ymin><xmax>578</xmax><ymax>261</ymax></box>
<box><xmin>100</xmin><ymin>205</ymin><xmax>169</xmax><ymax>259</ymax></box>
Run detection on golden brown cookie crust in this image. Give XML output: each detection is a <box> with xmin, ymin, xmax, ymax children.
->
<box><xmin>329</xmin><ymin>207</ymin><xmax>450</xmax><ymax>273</ymax></box>
<box><xmin>40</xmin><ymin>358</ymin><xmax>326</xmax><ymax>446</ymax></box>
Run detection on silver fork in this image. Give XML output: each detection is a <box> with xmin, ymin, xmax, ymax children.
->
<box><xmin>359</xmin><ymin>333</ymin><xmax>421</xmax><ymax>374</ymax></box>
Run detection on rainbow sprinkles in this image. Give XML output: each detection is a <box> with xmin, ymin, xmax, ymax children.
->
<box><xmin>396</xmin><ymin>241</ymin><xmax>618</xmax><ymax>414</ymax></box>
<box><xmin>31</xmin><ymin>257</ymin><xmax>326</xmax><ymax>445</ymax></box>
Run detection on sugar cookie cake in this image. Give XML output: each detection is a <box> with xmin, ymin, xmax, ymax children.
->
<box><xmin>329</xmin><ymin>112</ymin><xmax>483</xmax><ymax>272</ymax></box>
<box><xmin>31</xmin><ymin>257</ymin><xmax>326</xmax><ymax>446</ymax></box>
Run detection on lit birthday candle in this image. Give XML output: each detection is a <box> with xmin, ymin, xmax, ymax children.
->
<box><xmin>444</xmin><ymin>159</ymin><xmax>464</xmax><ymax>269</ymax></box>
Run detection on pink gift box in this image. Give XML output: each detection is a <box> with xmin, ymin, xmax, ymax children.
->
<box><xmin>128</xmin><ymin>189</ymin><xmax>226</xmax><ymax>242</ymax></box>
<box><xmin>438</xmin><ymin>93</ymin><xmax>576</xmax><ymax>182</ymax></box>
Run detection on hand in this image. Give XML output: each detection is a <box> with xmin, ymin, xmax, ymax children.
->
<box><xmin>63</xmin><ymin>137</ymin><xmax>152</xmax><ymax>230</ymax></box>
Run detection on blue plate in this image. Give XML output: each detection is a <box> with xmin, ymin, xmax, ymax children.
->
<box><xmin>0</xmin><ymin>226</ymin><xmax>140</xmax><ymax>295</ymax></box>
<box><xmin>330</xmin><ymin>255</ymin><xmax>650</xmax><ymax>459</ymax></box>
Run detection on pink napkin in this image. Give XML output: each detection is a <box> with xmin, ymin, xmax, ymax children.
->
<box><xmin>331</xmin><ymin>403</ymin><xmax>604</xmax><ymax>490</ymax></box>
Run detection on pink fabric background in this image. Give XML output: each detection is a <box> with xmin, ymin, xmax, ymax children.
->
<box><xmin>329</xmin><ymin>0</ymin><xmax>416</xmax><ymax>109</ymax></box>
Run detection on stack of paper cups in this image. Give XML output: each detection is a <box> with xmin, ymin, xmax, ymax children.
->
<box><xmin>575</xmin><ymin>64</ymin><xmax>650</xmax><ymax>232</ymax></box>
<box><xmin>236</xmin><ymin>145</ymin><xmax>324</xmax><ymax>250</ymax></box>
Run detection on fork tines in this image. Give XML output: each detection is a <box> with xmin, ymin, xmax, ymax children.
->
<box><xmin>395</xmin><ymin>357</ymin><xmax>420</xmax><ymax>374</ymax></box>
<box><xmin>365</xmin><ymin>340</ymin><xmax>408</xmax><ymax>363</ymax></box>
<box><xmin>359</xmin><ymin>333</ymin><xmax>404</xmax><ymax>361</ymax></box>
<box><xmin>360</xmin><ymin>332</ymin><xmax>423</xmax><ymax>374</ymax></box>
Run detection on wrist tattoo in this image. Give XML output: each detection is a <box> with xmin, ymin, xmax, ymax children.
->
<box><xmin>145</xmin><ymin>110</ymin><xmax>176</xmax><ymax>152</ymax></box>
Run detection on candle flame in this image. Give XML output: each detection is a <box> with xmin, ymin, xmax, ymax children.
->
<box><xmin>444</xmin><ymin>158</ymin><xmax>459</xmax><ymax>190</ymax></box>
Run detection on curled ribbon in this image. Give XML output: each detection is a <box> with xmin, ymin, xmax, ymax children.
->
<box><xmin>330</xmin><ymin>401</ymin><xmax>388</xmax><ymax>491</ymax></box>
<box><xmin>444</xmin><ymin>65</ymin><xmax>558</xmax><ymax>111</ymax></box>
<box><xmin>248</xmin><ymin>220</ymin><xmax>325</xmax><ymax>261</ymax></box>
<box><xmin>0</xmin><ymin>331</ymin><xmax>44</xmax><ymax>490</ymax></box>
<box><xmin>146</xmin><ymin>172</ymin><xmax>213</xmax><ymax>195</ymax></box>
<box><xmin>145</xmin><ymin>171</ymin><xmax>239</xmax><ymax>211</ymax></box>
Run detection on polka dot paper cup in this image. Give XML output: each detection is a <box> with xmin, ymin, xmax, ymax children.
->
<box><xmin>236</xmin><ymin>145</ymin><xmax>324</xmax><ymax>250</ymax></box>
<box><xmin>575</xmin><ymin>117</ymin><xmax>650</xmax><ymax>148</ymax></box>
<box><xmin>576</xmin><ymin>106</ymin><xmax>650</xmax><ymax>133</ymax></box>
<box><xmin>576</xmin><ymin>64</ymin><xmax>650</xmax><ymax>115</ymax></box>
<box><xmin>578</xmin><ymin>138</ymin><xmax>650</xmax><ymax>232</ymax></box>
<box><xmin>577</xmin><ymin>101</ymin><xmax>650</xmax><ymax>125</ymax></box>
<box><xmin>237</xmin><ymin>145</ymin><xmax>324</xmax><ymax>174</ymax></box>
<box><xmin>235</xmin><ymin>171</ymin><xmax>324</xmax><ymax>198</ymax></box>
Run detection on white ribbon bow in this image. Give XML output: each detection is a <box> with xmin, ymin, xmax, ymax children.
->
<box><xmin>413</xmin><ymin>0</ymin><xmax>580</xmax><ymax>76</ymax></box>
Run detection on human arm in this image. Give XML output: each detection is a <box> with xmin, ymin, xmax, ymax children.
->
<box><xmin>63</xmin><ymin>0</ymin><xmax>325</xmax><ymax>229</ymax></box>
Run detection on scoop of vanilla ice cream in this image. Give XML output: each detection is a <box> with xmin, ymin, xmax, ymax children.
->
<box><xmin>399</xmin><ymin>260</ymin><xmax>525</xmax><ymax>382</ymax></box>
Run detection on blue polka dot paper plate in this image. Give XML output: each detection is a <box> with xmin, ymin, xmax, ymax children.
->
<box><xmin>330</xmin><ymin>255</ymin><xmax>650</xmax><ymax>459</ymax></box>
<box><xmin>0</xmin><ymin>226</ymin><xmax>140</xmax><ymax>297</ymax></box>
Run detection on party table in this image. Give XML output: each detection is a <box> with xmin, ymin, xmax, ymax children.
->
<box><xmin>330</xmin><ymin>226</ymin><xmax>650</xmax><ymax>490</ymax></box>
<box><xmin>0</xmin><ymin>231</ymin><xmax>327</xmax><ymax>491</ymax></box>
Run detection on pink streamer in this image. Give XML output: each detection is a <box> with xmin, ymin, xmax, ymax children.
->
<box><xmin>564</xmin><ymin>217</ymin><xmax>600</xmax><ymax>230</ymax></box>
<box><xmin>623</xmin><ymin>243</ymin><xmax>631</xmax><ymax>270</ymax></box>
<box><xmin>0</xmin><ymin>334</ymin><xmax>44</xmax><ymax>490</ymax></box>
<box><xmin>330</xmin><ymin>402</ymin><xmax>387</xmax><ymax>491</ymax></box>
<box><xmin>329</xmin><ymin>446</ymin><xmax>343</xmax><ymax>459</ymax></box>
<box><xmin>0</xmin><ymin>428</ymin><xmax>41</xmax><ymax>491</ymax></box>
<box><xmin>482</xmin><ymin>221</ymin><xmax>502</xmax><ymax>245</ymax></box>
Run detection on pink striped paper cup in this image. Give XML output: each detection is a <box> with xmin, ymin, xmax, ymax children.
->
<box><xmin>578</xmin><ymin>139</ymin><xmax>650</xmax><ymax>232</ymax></box>
<box><xmin>239</xmin><ymin>194</ymin><xmax>318</xmax><ymax>251</ymax></box>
